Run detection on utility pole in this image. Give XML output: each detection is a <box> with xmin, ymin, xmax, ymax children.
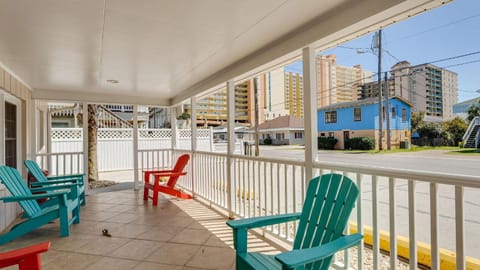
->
<box><xmin>374</xmin><ymin>29</ymin><xmax>383</xmax><ymax>151</ymax></box>
<box><xmin>254</xmin><ymin>77</ymin><xmax>260</xmax><ymax>156</ymax></box>
<box><xmin>385</xmin><ymin>71</ymin><xmax>391</xmax><ymax>150</ymax></box>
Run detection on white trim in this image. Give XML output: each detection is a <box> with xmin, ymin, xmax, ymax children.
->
<box><xmin>1</xmin><ymin>90</ymin><xmax>22</xmax><ymax>173</ymax></box>
<box><xmin>32</xmin><ymin>89</ymin><xmax>171</xmax><ymax>107</ymax></box>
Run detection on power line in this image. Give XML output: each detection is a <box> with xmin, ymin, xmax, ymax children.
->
<box><xmin>388</xmin><ymin>13</ymin><xmax>480</xmax><ymax>43</ymax></box>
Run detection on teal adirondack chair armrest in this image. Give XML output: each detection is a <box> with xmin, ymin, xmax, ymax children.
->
<box><xmin>227</xmin><ymin>213</ymin><xmax>302</xmax><ymax>230</ymax></box>
<box><xmin>47</xmin><ymin>174</ymin><xmax>84</xmax><ymax>183</ymax></box>
<box><xmin>275</xmin><ymin>234</ymin><xmax>363</xmax><ymax>269</ymax></box>
<box><xmin>227</xmin><ymin>213</ymin><xmax>301</xmax><ymax>253</ymax></box>
<box><xmin>30</xmin><ymin>183</ymin><xmax>78</xmax><ymax>193</ymax></box>
<box><xmin>30</xmin><ymin>179</ymin><xmax>81</xmax><ymax>187</ymax></box>
<box><xmin>0</xmin><ymin>190</ymin><xmax>70</xmax><ymax>203</ymax></box>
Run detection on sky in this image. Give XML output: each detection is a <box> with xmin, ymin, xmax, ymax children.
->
<box><xmin>285</xmin><ymin>0</ymin><xmax>480</xmax><ymax>103</ymax></box>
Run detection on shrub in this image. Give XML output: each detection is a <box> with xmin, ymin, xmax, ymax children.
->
<box><xmin>345</xmin><ymin>137</ymin><xmax>375</xmax><ymax>150</ymax></box>
<box><xmin>318</xmin><ymin>137</ymin><xmax>337</xmax><ymax>150</ymax></box>
<box><xmin>263</xmin><ymin>137</ymin><xmax>272</xmax><ymax>145</ymax></box>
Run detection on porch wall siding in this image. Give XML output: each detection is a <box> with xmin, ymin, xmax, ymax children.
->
<box><xmin>0</xmin><ymin>65</ymin><xmax>33</xmax><ymax>232</ymax></box>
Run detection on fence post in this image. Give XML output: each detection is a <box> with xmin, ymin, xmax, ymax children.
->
<box><xmin>209</xmin><ymin>126</ymin><xmax>214</xmax><ymax>152</ymax></box>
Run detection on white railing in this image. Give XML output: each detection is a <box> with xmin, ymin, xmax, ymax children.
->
<box><xmin>34</xmin><ymin>152</ymin><xmax>84</xmax><ymax>176</ymax></box>
<box><xmin>173</xmin><ymin>150</ymin><xmax>480</xmax><ymax>270</ymax></box>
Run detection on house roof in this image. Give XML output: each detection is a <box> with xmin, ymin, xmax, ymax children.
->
<box><xmin>0</xmin><ymin>1</ymin><xmax>444</xmax><ymax>106</ymax></box>
<box><xmin>318</xmin><ymin>96</ymin><xmax>413</xmax><ymax>111</ymax></box>
<box><xmin>454</xmin><ymin>96</ymin><xmax>480</xmax><ymax>107</ymax></box>
<box><xmin>255</xmin><ymin>115</ymin><xmax>304</xmax><ymax>130</ymax></box>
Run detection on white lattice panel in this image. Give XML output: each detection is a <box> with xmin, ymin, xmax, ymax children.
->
<box><xmin>52</xmin><ymin>128</ymin><xmax>82</xmax><ymax>140</ymax></box>
<box><xmin>139</xmin><ymin>129</ymin><xmax>172</xmax><ymax>139</ymax></box>
<box><xmin>98</xmin><ymin>128</ymin><xmax>133</xmax><ymax>139</ymax></box>
<box><xmin>197</xmin><ymin>129</ymin><xmax>211</xmax><ymax>138</ymax></box>
<box><xmin>178</xmin><ymin>129</ymin><xmax>192</xmax><ymax>138</ymax></box>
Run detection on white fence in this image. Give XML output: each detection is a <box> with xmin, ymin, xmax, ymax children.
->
<box><xmin>48</xmin><ymin>128</ymin><xmax>243</xmax><ymax>173</ymax></box>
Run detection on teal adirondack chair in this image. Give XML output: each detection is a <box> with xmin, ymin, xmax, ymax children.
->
<box><xmin>24</xmin><ymin>160</ymin><xmax>86</xmax><ymax>206</ymax></box>
<box><xmin>227</xmin><ymin>173</ymin><xmax>362</xmax><ymax>270</ymax></box>
<box><xmin>0</xmin><ymin>166</ymin><xmax>80</xmax><ymax>244</ymax></box>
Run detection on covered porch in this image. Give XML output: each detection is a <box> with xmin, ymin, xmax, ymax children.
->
<box><xmin>1</xmin><ymin>1</ymin><xmax>479</xmax><ymax>270</ymax></box>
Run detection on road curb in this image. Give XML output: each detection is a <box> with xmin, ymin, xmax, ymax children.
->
<box><xmin>349</xmin><ymin>222</ymin><xmax>480</xmax><ymax>269</ymax></box>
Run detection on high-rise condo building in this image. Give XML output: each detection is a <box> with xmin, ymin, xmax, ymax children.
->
<box><xmin>359</xmin><ymin>61</ymin><xmax>458</xmax><ymax>119</ymax></box>
<box><xmin>316</xmin><ymin>54</ymin><xmax>373</xmax><ymax>108</ymax></box>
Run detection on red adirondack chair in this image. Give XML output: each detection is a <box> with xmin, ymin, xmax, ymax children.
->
<box><xmin>143</xmin><ymin>154</ymin><xmax>192</xmax><ymax>205</ymax></box>
<box><xmin>0</xmin><ymin>241</ymin><xmax>50</xmax><ymax>270</ymax></box>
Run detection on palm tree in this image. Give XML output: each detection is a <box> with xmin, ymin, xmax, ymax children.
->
<box><xmin>87</xmin><ymin>104</ymin><xmax>99</xmax><ymax>182</ymax></box>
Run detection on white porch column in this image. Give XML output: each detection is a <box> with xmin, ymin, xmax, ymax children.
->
<box><xmin>133</xmin><ymin>105</ymin><xmax>139</xmax><ymax>190</ymax></box>
<box><xmin>46</xmin><ymin>110</ymin><xmax>53</xmax><ymax>173</ymax></box>
<box><xmin>29</xmin><ymin>99</ymin><xmax>36</xmax><ymax>159</ymax></box>
<box><xmin>303</xmin><ymin>46</ymin><xmax>318</xmax><ymax>182</ymax></box>
<box><xmin>171</xmin><ymin>107</ymin><xmax>178</xmax><ymax>150</ymax></box>
<box><xmin>190</xmin><ymin>98</ymin><xmax>197</xmax><ymax>198</ymax></box>
<box><xmin>82</xmin><ymin>103</ymin><xmax>89</xmax><ymax>193</ymax></box>
<box><xmin>227</xmin><ymin>80</ymin><xmax>235</xmax><ymax>217</ymax></box>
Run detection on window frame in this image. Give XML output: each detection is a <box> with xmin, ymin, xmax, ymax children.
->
<box><xmin>401</xmin><ymin>108</ymin><xmax>407</xmax><ymax>122</ymax></box>
<box><xmin>353</xmin><ymin>107</ymin><xmax>361</xmax><ymax>122</ymax></box>
<box><xmin>325</xmin><ymin>111</ymin><xmax>337</xmax><ymax>124</ymax></box>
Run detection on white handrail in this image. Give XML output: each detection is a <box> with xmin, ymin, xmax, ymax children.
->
<box><xmin>462</xmin><ymin>116</ymin><xmax>480</xmax><ymax>142</ymax></box>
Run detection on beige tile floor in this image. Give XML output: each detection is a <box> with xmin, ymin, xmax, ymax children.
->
<box><xmin>0</xmin><ymin>190</ymin><xmax>281</xmax><ymax>270</ymax></box>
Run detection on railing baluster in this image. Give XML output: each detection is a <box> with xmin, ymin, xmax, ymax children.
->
<box><xmin>408</xmin><ymin>180</ymin><xmax>417</xmax><ymax>270</ymax></box>
<box><xmin>243</xmin><ymin>159</ymin><xmax>246</xmax><ymax>217</ymax></box>
<box><xmin>277</xmin><ymin>162</ymin><xmax>281</xmax><ymax>234</ymax></box>
<box><xmin>372</xmin><ymin>175</ymin><xmax>379</xmax><ymax>270</ymax></box>
<box><xmin>263</xmin><ymin>161</ymin><xmax>267</xmax><ymax>217</ymax></box>
<box><xmin>356</xmin><ymin>173</ymin><xmax>363</xmax><ymax>270</ymax></box>
<box><xmin>248</xmin><ymin>159</ymin><xmax>252</xmax><ymax>217</ymax></box>
<box><xmin>285</xmin><ymin>164</ymin><xmax>289</xmax><ymax>239</ymax></box>
<box><xmin>455</xmin><ymin>185</ymin><xmax>465</xmax><ymax>270</ymax></box>
<box><xmin>255</xmin><ymin>160</ymin><xmax>259</xmax><ymax>217</ymax></box>
<box><xmin>292</xmin><ymin>165</ymin><xmax>297</xmax><ymax>241</ymax></box>
<box><xmin>389</xmin><ymin>177</ymin><xmax>397</xmax><ymax>270</ymax></box>
<box><xmin>430</xmin><ymin>183</ymin><xmax>439</xmax><ymax>270</ymax></box>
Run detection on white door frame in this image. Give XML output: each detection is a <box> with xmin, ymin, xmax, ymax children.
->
<box><xmin>0</xmin><ymin>89</ymin><xmax>22</xmax><ymax>172</ymax></box>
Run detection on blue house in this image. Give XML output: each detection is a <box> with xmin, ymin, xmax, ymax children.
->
<box><xmin>317</xmin><ymin>97</ymin><xmax>412</xmax><ymax>150</ymax></box>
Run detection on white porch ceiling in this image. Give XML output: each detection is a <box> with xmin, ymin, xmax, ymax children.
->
<box><xmin>0</xmin><ymin>0</ymin><xmax>448</xmax><ymax>106</ymax></box>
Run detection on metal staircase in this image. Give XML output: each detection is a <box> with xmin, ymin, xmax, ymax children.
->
<box><xmin>463</xmin><ymin>117</ymin><xmax>480</xmax><ymax>148</ymax></box>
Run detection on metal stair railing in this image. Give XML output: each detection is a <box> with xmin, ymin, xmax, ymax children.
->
<box><xmin>462</xmin><ymin>116</ymin><xmax>480</xmax><ymax>147</ymax></box>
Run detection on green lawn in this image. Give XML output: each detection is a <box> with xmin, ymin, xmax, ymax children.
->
<box><xmin>343</xmin><ymin>146</ymin><xmax>467</xmax><ymax>154</ymax></box>
<box><xmin>446</xmin><ymin>148</ymin><xmax>480</xmax><ymax>155</ymax></box>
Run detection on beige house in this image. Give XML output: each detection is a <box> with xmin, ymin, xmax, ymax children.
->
<box><xmin>255</xmin><ymin>116</ymin><xmax>304</xmax><ymax>145</ymax></box>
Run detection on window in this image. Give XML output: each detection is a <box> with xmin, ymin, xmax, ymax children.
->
<box><xmin>325</xmin><ymin>111</ymin><xmax>337</xmax><ymax>124</ymax></box>
<box><xmin>354</xmin><ymin>108</ymin><xmax>361</xmax><ymax>121</ymax></box>
<box><xmin>276</xmin><ymin>133</ymin><xmax>284</xmax><ymax>140</ymax></box>
<box><xmin>402</xmin><ymin>108</ymin><xmax>407</xmax><ymax>122</ymax></box>
<box><xmin>294</xmin><ymin>132</ymin><xmax>303</xmax><ymax>139</ymax></box>
<box><xmin>320</xmin><ymin>133</ymin><xmax>326</xmax><ymax>137</ymax></box>
<box><xmin>392</xmin><ymin>107</ymin><xmax>396</xmax><ymax>118</ymax></box>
